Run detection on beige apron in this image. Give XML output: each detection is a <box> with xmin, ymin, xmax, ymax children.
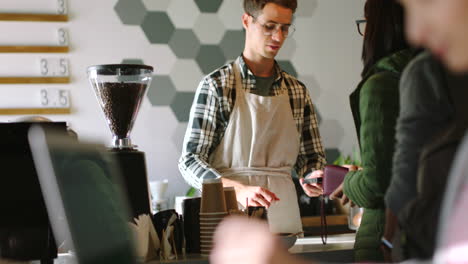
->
<box><xmin>209</xmin><ymin>58</ymin><xmax>303</xmax><ymax>234</ymax></box>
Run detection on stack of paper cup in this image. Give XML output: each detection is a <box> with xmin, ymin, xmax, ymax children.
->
<box><xmin>224</xmin><ymin>186</ymin><xmax>239</xmax><ymax>212</ymax></box>
<box><xmin>200</xmin><ymin>178</ymin><xmax>228</xmax><ymax>257</ymax></box>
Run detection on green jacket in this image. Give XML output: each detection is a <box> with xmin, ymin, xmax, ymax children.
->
<box><xmin>344</xmin><ymin>49</ymin><xmax>414</xmax><ymax>262</ymax></box>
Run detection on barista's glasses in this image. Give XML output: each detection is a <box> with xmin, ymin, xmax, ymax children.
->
<box><xmin>249</xmin><ymin>14</ymin><xmax>296</xmax><ymax>38</ymax></box>
<box><xmin>356</xmin><ymin>19</ymin><xmax>367</xmax><ymax>36</ymax></box>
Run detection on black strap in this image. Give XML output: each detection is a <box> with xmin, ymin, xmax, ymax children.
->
<box><xmin>320</xmin><ymin>196</ymin><xmax>328</xmax><ymax>245</ymax></box>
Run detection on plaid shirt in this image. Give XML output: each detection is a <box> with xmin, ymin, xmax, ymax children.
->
<box><xmin>179</xmin><ymin>56</ymin><xmax>326</xmax><ymax>189</ymax></box>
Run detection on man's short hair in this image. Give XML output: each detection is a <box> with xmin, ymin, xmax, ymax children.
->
<box><xmin>243</xmin><ymin>0</ymin><xmax>297</xmax><ymax>16</ymax></box>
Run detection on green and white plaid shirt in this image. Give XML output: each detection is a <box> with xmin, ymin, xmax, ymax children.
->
<box><xmin>179</xmin><ymin>55</ymin><xmax>326</xmax><ymax>189</ymax></box>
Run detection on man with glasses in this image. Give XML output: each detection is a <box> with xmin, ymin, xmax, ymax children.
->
<box><xmin>179</xmin><ymin>0</ymin><xmax>326</xmax><ymax>234</ymax></box>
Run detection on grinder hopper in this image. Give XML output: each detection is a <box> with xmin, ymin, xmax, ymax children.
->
<box><xmin>87</xmin><ymin>64</ymin><xmax>153</xmax><ymax>149</ymax></box>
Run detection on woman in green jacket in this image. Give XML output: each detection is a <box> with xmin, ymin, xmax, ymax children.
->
<box><xmin>330</xmin><ymin>0</ymin><xmax>414</xmax><ymax>262</ymax></box>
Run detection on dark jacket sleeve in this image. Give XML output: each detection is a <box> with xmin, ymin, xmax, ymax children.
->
<box><xmin>385</xmin><ymin>53</ymin><xmax>453</xmax><ymax>214</ymax></box>
<box><xmin>344</xmin><ymin>72</ymin><xmax>400</xmax><ymax>209</ymax></box>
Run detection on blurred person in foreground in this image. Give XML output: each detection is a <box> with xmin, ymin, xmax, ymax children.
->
<box><xmin>400</xmin><ymin>0</ymin><xmax>468</xmax><ymax>73</ymax></box>
<box><xmin>397</xmin><ymin>0</ymin><xmax>468</xmax><ymax>263</ymax></box>
<box><xmin>382</xmin><ymin>48</ymin><xmax>468</xmax><ymax>261</ymax></box>
<box><xmin>382</xmin><ymin>53</ymin><xmax>468</xmax><ymax>262</ymax></box>
<box><xmin>211</xmin><ymin>216</ymin><xmax>310</xmax><ymax>264</ymax></box>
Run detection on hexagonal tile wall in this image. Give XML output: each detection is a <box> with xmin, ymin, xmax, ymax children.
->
<box><xmin>299</xmin><ymin>74</ymin><xmax>322</xmax><ymax>100</ymax></box>
<box><xmin>195</xmin><ymin>0</ymin><xmax>223</xmax><ymax>13</ymax></box>
<box><xmin>147</xmin><ymin>75</ymin><xmax>177</xmax><ymax>107</ymax></box>
<box><xmin>121</xmin><ymin>58</ymin><xmax>145</xmax><ymax>65</ymax></box>
<box><xmin>141</xmin><ymin>11</ymin><xmax>175</xmax><ymax>44</ymax></box>
<box><xmin>147</xmin><ymin>45</ymin><xmax>177</xmax><ymax>75</ymax></box>
<box><xmin>167</xmin><ymin>0</ymin><xmax>200</xmax><ymax>29</ymax></box>
<box><xmin>170</xmin><ymin>92</ymin><xmax>196</xmax><ymax>122</ymax></box>
<box><xmin>169</xmin><ymin>29</ymin><xmax>201</xmax><ymax>59</ymax></box>
<box><xmin>325</xmin><ymin>148</ymin><xmax>341</xmax><ymax>164</ymax></box>
<box><xmin>142</xmin><ymin>0</ymin><xmax>171</xmax><ymax>11</ymax></box>
<box><xmin>171</xmin><ymin>122</ymin><xmax>188</xmax><ymax>152</ymax></box>
<box><xmin>314</xmin><ymin>106</ymin><xmax>322</xmax><ymax>125</ymax></box>
<box><xmin>218</xmin><ymin>0</ymin><xmax>244</xmax><ymax>30</ymax></box>
<box><xmin>170</xmin><ymin>60</ymin><xmax>203</xmax><ymax>92</ymax></box>
<box><xmin>320</xmin><ymin>119</ymin><xmax>345</xmax><ymax>147</ymax></box>
<box><xmin>296</xmin><ymin>0</ymin><xmax>318</xmax><ymax>17</ymax></box>
<box><xmin>196</xmin><ymin>45</ymin><xmax>226</xmax><ymax>75</ymax></box>
<box><xmin>115</xmin><ymin>0</ymin><xmax>147</xmax><ymax>25</ymax></box>
<box><xmin>277</xmin><ymin>60</ymin><xmax>298</xmax><ymax>77</ymax></box>
<box><xmin>193</xmin><ymin>14</ymin><xmax>226</xmax><ymax>44</ymax></box>
<box><xmin>219</xmin><ymin>30</ymin><xmax>245</xmax><ymax>61</ymax></box>
<box><xmin>276</xmin><ymin>37</ymin><xmax>297</xmax><ymax>60</ymax></box>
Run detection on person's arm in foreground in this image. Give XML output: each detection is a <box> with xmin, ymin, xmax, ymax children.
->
<box><xmin>211</xmin><ymin>216</ymin><xmax>311</xmax><ymax>264</ymax></box>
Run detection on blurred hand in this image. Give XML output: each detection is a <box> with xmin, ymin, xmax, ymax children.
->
<box><xmin>211</xmin><ymin>216</ymin><xmax>309</xmax><ymax>264</ymax></box>
<box><xmin>380</xmin><ymin>244</ymin><xmax>393</xmax><ymax>263</ymax></box>
<box><xmin>341</xmin><ymin>164</ymin><xmax>360</xmax><ymax>171</ymax></box>
<box><xmin>330</xmin><ymin>182</ymin><xmax>355</xmax><ymax>206</ymax></box>
<box><xmin>299</xmin><ymin>170</ymin><xmax>323</xmax><ymax>197</ymax></box>
<box><xmin>237</xmin><ymin>185</ymin><xmax>279</xmax><ymax>208</ymax></box>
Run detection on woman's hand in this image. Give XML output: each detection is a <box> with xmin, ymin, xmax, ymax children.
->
<box><xmin>341</xmin><ymin>164</ymin><xmax>360</xmax><ymax>171</ymax></box>
<box><xmin>330</xmin><ymin>182</ymin><xmax>355</xmax><ymax>206</ymax></box>
<box><xmin>299</xmin><ymin>170</ymin><xmax>323</xmax><ymax>197</ymax></box>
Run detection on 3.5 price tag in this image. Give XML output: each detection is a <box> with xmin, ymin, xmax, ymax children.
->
<box><xmin>39</xmin><ymin>58</ymin><xmax>69</xmax><ymax>76</ymax></box>
<box><xmin>39</xmin><ymin>88</ymin><xmax>70</xmax><ymax>108</ymax></box>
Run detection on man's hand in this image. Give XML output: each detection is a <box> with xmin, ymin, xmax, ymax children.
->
<box><xmin>299</xmin><ymin>170</ymin><xmax>323</xmax><ymax>197</ymax></box>
<box><xmin>237</xmin><ymin>185</ymin><xmax>280</xmax><ymax>208</ymax></box>
<box><xmin>221</xmin><ymin>178</ymin><xmax>279</xmax><ymax>208</ymax></box>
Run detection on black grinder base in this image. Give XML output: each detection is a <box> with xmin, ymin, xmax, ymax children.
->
<box><xmin>108</xmin><ymin>149</ymin><xmax>151</xmax><ymax>219</ymax></box>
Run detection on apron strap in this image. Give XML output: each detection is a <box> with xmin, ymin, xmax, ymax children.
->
<box><xmin>233</xmin><ymin>58</ymin><xmax>243</xmax><ymax>93</ymax></box>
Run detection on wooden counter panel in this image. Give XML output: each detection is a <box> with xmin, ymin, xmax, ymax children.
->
<box><xmin>301</xmin><ymin>215</ymin><xmax>348</xmax><ymax>227</ymax></box>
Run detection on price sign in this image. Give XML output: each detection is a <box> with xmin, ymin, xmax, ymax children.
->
<box><xmin>40</xmin><ymin>58</ymin><xmax>69</xmax><ymax>77</ymax></box>
<box><xmin>57</xmin><ymin>28</ymin><xmax>69</xmax><ymax>45</ymax></box>
<box><xmin>57</xmin><ymin>0</ymin><xmax>68</xmax><ymax>14</ymax></box>
<box><xmin>39</xmin><ymin>88</ymin><xmax>70</xmax><ymax>108</ymax></box>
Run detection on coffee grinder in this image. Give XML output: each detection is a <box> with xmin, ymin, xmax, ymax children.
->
<box><xmin>87</xmin><ymin>64</ymin><xmax>153</xmax><ymax>218</ymax></box>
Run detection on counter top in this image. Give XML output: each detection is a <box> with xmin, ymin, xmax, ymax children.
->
<box><xmin>291</xmin><ymin>233</ymin><xmax>355</xmax><ymax>254</ymax></box>
<box><xmin>291</xmin><ymin>233</ymin><xmax>355</xmax><ymax>263</ymax></box>
<box><xmin>153</xmin><ymin>233</ymin><xmax>355</xmax><ymax>264</ymax></box>
<box><xmin>47</xmin><ymin>233</ymin><xmax>355</xmax><ymax>264</ymax></box>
